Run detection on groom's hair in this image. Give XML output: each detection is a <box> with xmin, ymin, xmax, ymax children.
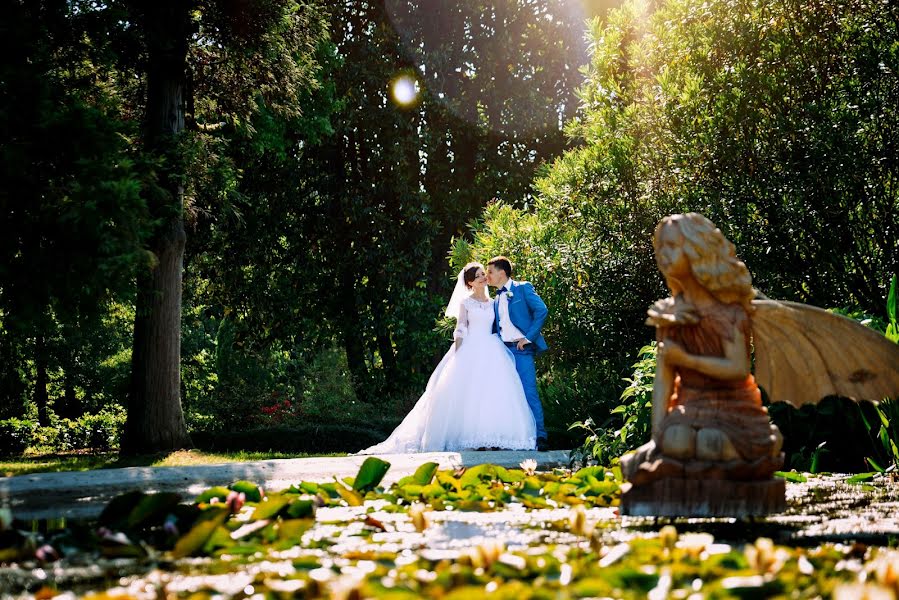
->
<box><xmin>487</xmin><ymin>256</ymin><xmax>513</xmax><ymax>278</ymax></box>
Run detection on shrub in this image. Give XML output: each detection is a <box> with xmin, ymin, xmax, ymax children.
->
<box><xmin>74</xmin><ymin>407</ymin><xmax>126</xmax><ymax>451</ymax></box>
<box><xmin>0</xmin><ymin>418</ymin><xmax>37</xmax><ymax>456</ymax></box>
<box><xmin>29</xmin><ymin>407</ymin><xmax>126</xmax><ymax>453</ymax></box>
<box><xmin>569</xmin><ymin>344</ymin><xmax>655</xmax><ymax>466</ymax></box>
<box><xmin>192</xmin><ymin>423</ymin><xmax>392</xmax><ymax>454</ymax></box>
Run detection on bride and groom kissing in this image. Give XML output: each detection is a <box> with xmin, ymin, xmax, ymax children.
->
<box><xmin>361</xmin><ymin>256</ymin><xmax>550</xmax><ymax>455</ymax></box>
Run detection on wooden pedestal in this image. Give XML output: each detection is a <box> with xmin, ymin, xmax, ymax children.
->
<box><xmin>620</xmin><ymin>478</ymin><xmax>786</xmax><ymax>518</ymax></box>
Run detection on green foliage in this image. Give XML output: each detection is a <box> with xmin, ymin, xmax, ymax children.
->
<box><xmin>191</xmin><ymin>424</ymin><xmax>393</xmax><ymax>454</ymax></box>
<box><xmin>569</xmin><ymin>344</ymin><xmax>655</xmax><ymax>466</ymax></box>
<box><xmin>768</xmin><ymin>397</ymin><xmax>884</xmax><ymax>473</ymax></box>
<box><xmin>0</xmin><ymin>419</ymin><xmax>39</xmax><ymax>456</ymax></box>
<box><xmin>11</xmin><ymin>460</ymin><xmax>899</xmax><ymax>598</ymax></box>
<box><xmin>886</xmin><ymin>275</ymin><xmax>899</xmax><ymax>344</ymax></box>
<box><xmin>859</xmin><ymin>400</ymin><xmax>899</xmax><ymax>473</ymax></box>
<box><xmin>0</xmin><ymin>406</ymin><xmax>126</xmax><ymax>455</ymax></box>
<box><xmin>182</xmin><ymin>0</ymin><xmax>593</xmax><ymax>418</ymax></box>
<box><xmin>461</xmin><ymin>0</ymin><xmax>898</xmax><ymax>443</ymax></box>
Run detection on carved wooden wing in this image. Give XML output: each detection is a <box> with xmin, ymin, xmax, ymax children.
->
<box><xmin>751</xmin><ymin>300</ymin><xmax>899</xmax><ymax>408</ymax></box>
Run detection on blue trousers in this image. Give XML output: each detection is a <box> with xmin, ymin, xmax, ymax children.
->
<box><xmin>508</xmin><ymin>345</ymin><xmax>546</xmax><ymax>442</ymax></box>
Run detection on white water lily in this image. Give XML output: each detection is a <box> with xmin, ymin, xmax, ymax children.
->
<box><xmin>409</xmin><ymin>503</ymin><xmax>429</xmax><ymax>532</ymax></box>
<box><xmin>519</xmin><ymin>458</ymin><xmax>538</xmax><ymax>475</ymax></box>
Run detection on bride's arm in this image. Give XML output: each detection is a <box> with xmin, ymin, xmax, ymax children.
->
<box><xmin>453</xmin><ymin>302</ymin><xmax>468</xmax><ymax>349</ymax></box>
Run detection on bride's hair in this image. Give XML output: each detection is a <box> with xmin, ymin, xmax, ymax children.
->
<box><xmin>463</xmin><ymin>262</ymin><xmax>483</xmax><ymax>289</ymax></box>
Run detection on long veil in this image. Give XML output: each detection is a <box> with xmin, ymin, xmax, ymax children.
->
<box><xmin>444</xmin><ymin>265</ymin><xmax>474</xmax><ymax>319</ymax></box>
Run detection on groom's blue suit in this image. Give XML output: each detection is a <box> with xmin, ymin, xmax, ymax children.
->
<box><xmin>493</xmin><ymin>281</ymin><xmax>549</xmax><ymax>443</ymax></box>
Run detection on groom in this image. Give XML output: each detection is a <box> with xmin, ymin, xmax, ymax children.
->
<box><xmin>485</xmin><ymin>256</ymin><xmax>550</xmax><ymax>451</ymax></box>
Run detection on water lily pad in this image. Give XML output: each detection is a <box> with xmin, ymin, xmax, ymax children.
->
<box><xmin>846</xmin><ymin>472</ymin><xmax>878</xmax><ymax>484</ymax></box>
<box><xmin>436</xmin><ymin>472</ymin><xmax>462</xmax><ymax>492</ymax></box>
<box><xmin>230</xmin><ymin>480</ymin><xmax>263</xmax><ymax>502</ymax></box>
<box><xmin>411</xmin><ymin>462</ymin><xmax>439</xmax><ymax>485</ymax></box>
<box><xmin>98</xmin><ymin>491</ymin><xmax>145</xmax><ymax>529</ymax></box>
<box><xmin>201</xmin><ymin>525</ymin><xmax>234</xmax><ymax>553</ymax></box>
<box><xmin>278</xmin><ymin>519</ymin><xmax>312</xmax><ymax>542</ymax></box>
<box><xmin>460</xmin><ymin>464</ymin><xmax>495</xmax><ymax>488</ymax></box>
<box><xmin>253</xmin><ymin>495</ymin><xmax>290</xmax><ymax>520</ymax></box>
<box><xmin>126</xmin><ymin>492</ymin><xmax>181</xmax><ymax>529</ymax></box>
<box><xmin>171</xmin><ymin>507</ymin><xmax>228</xmax><ymax>558</ymax></box>
<box><xmin>573</xmin><ymin>466</ymin><xmax>606</xmax><ymax>481</ymax></box>
<box><xmin>353</xmin><ymin>457</ymin><xmax>392</xmax><ymax>493</ymax></box>
<box><xmin>336</xmin><ymin>484</ymin><xmax>364</xmax><ymax>506</ymax></box>
<box><xmin>494</xmin><ymin>466</ymin><xmax>523</xmax><ymax>483</ymax></box>
<box><xmin>287</xmin><ymin>499</ymin><xmax>315</xmax><ymax>518</ymax></box>
<box><xmin>195</xmin><ymin>486</ymin><xmax>231</xmax><ymax>504</ymax></box>
<box><xmin>774</xmin><ymin>471</ymin><xmax>808</xmax><ymax>483</ymax></box>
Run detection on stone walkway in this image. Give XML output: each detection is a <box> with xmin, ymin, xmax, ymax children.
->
<box><xmin>0</xmin><ymin>450</ymin><xmax>570</xmax><ymax>521</ymax></box>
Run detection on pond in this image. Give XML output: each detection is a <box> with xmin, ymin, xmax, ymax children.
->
<box><xmin>1</xmin><ymin>460</ymin><xmax>897</xmax><ymax>598</ymax></box>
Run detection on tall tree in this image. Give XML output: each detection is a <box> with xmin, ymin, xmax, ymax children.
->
<box><xmin>180</xmin><ymin>0</ymin><xmax>601</xmax><ymax>417</ymax></box>
<box><xmin>457</xmin><ymin>0</ymin><xmax>899</xmax><ymax>429</ymax></box>
<box><xmin>116</xmin><ymin>0</ymin><xmax>328</xmax><ymax>453</ymax></box>
<box><xmin>121</xmin><ymin>1</ymin><xmax>194</xmax><ymax>452</ymax></box>
<box><xmin>0</xmin><ymin>0</ymin><xmax>149</xmax><ymax>422</ymax></box>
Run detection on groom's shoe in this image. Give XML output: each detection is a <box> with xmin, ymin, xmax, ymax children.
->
<box><xmin>536</xmin><ymin>439</ymin><xmax>550</xmax><ymax>452</ymax></box>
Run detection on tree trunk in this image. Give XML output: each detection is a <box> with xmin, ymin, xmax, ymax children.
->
<box><xmin>62</xmin><ymin>372</ymin><xmax>82</xmax><ymax>419</ymax></box>
<box><xmin>34</xmin><ymin>335</ymin><xmax>50</xmax><ymax>427</ymax></box>
<box><xmin>122</xmin><ymin>1</ymin><xmax>191</xmax><ymax>454</ymax></box>
<box><xmin>370</xmin><ymin>295</ymin><xmax>397</xmax><ymax>388</ymax></box>
<box><xmin>338</xmin><ymin>267</ymin><xmax>371</xmax><ymax>402</ymax></box>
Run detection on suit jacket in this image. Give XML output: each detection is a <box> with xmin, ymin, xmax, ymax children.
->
<box><xmin>493</xmin><ymin>281</ymin><xmax>549</xmax><ymax>354</ymax></box>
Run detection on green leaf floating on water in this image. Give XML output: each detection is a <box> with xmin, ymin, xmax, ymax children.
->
<box><xmin>126</xmin><ymin>492</ymin><xmax>181</xmax><ymax>529</ymax></box>
<box><xmin>231</xmin><ymin>481</ymin><xmax>264</xmax><ymax>502</ymax></box>
<box><xmin>171</xmin><ymin>507</ymin><xmax>229</xmax><ymax>558</ymax></box>
<box><xmin>353</xmin><ymin>457</ymin><xmax>391</xmax><ymax>493</ymax></box>
<box><xmin>774</xmin><ymin>471</ymin><xmax>808</xmax><ymax>483</ymax></box>
<box><xmin>846</xmin><ymin>472</ymin><xmax>878</xmax><ymax>484</ymax></box>
<box><xmin>252</xmin><ymin>495</ymin><xmax>290</xmax><ymax>520</ymax></box>
<box><xmin>98</xmin><ymin>490</ymin><xmax>145</xmax><ymax>529</ymax></box>
<box><xmin>336</xmin><ymin>484</ymin><xmax>364</xmax><ymax>506</ymax></box>
<box><xmin>195</xmin><ymin>486</ymin><xmax>231</xmax><ymax>504</ymax></box>
<box><xmin>459</xmin><ymin>464</ymin><xmax>488</xmax><ymax>487</ymax></box>
<box><xmin>277</xmin><ymin>518</ymin><xmax>312</xmax><ymax>542</ymax></box>
<box><xmin>411</xmin><ymin>461</ymin><xmax>439</xmax><ymax>485</ymax></box>
<box><xmin>286</xmin><ymin>499</ymin><xmax>315</xmax><ymax>518</ymax></box>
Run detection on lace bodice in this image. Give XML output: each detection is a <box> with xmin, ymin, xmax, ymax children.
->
<box><xmin>453</xmin><ymin>296</ymin><xmax>495</xmax><ymax>339</ymax></box>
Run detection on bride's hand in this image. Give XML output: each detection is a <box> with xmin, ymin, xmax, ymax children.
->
<box><xmin>455</xmin><ymin>339</ymin><xmax>462</xmax><ymax>350</ymax></box>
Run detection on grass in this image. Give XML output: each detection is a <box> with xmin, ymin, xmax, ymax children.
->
<box><xmin>0</xmin><ymin>449</ymin><xmax>347</xmax><ymax>478</ymax></box>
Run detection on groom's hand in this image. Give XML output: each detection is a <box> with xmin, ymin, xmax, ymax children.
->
<box><xmin>515</xmin><ymin>338</ymin><xmax>530</xmax><ymax>350</ymax></box>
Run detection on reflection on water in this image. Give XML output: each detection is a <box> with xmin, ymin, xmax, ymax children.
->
<box><xmin>3</xmin><ymin>475</ymin><xmax>898</xmax><ymax>598</ymax></box>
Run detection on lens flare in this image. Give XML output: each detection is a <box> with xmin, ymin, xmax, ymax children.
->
<box><xmin>391</xmin><ymin>75</ymin><xmax>419</xmax><ymax>107</ymax></box>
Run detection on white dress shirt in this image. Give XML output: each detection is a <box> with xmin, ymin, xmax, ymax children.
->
<box><xmin>497</xmin><ymin>280</ymin><xmax>528</xmax><ymax>343</ymax></box>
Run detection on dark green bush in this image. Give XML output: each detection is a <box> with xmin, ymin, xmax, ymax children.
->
<box><xmin>191</xmin><ymin>423</ymin><xmax>396</xmax><ymax>454</ymax></box>
<box><xmin>27</xmin><ymin>406</ymin><xmax>125</xmax><ymax>453</ymax></box>
<box><xmin>0</xmin><ymin>418</ymin><xmax>37</xmax><ymax>456</ymax></box>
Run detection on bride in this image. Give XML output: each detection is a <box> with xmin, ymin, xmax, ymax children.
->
<box><xmin>359</xmin><ymin>263</ymin><xmax>537</xmax><ymax>453</ymax></box>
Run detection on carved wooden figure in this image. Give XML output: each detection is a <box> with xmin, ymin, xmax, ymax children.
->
<box><xmin>620</xmin><ymin>213</ymin><xmax>899</xmax><ymax>517</ymax></box>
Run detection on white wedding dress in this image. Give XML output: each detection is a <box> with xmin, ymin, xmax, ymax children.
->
<box><xmin>359</xmin><ymin>295</ymin><xmax>537</xmax><ymax>453</ymax></box>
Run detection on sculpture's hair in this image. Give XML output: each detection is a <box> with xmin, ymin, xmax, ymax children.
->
<box><xmin>462</xmin><ymin>262</ymin><xmax>484</xmax><ymax>289</ymax></box>
<box><xmin>654</xmin><ymin>213</ymin><xmax>754</xmax><ymax>309</ymax></box>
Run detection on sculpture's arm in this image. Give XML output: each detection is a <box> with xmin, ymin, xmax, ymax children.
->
<box><xmin>651</xmin><ymin>348</ymin><xmax>675</xmax><ymax>441</ymax></box>
<box><xmin>658</xmin><ymin>328</ymin><xmax>750</xmax><ymax>381</ymax></box>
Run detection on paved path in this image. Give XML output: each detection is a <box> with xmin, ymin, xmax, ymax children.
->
<box><xmin>0</xmin><ymin>450</ymin><xmax>570</xmax><ymax>521</ymax></box>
